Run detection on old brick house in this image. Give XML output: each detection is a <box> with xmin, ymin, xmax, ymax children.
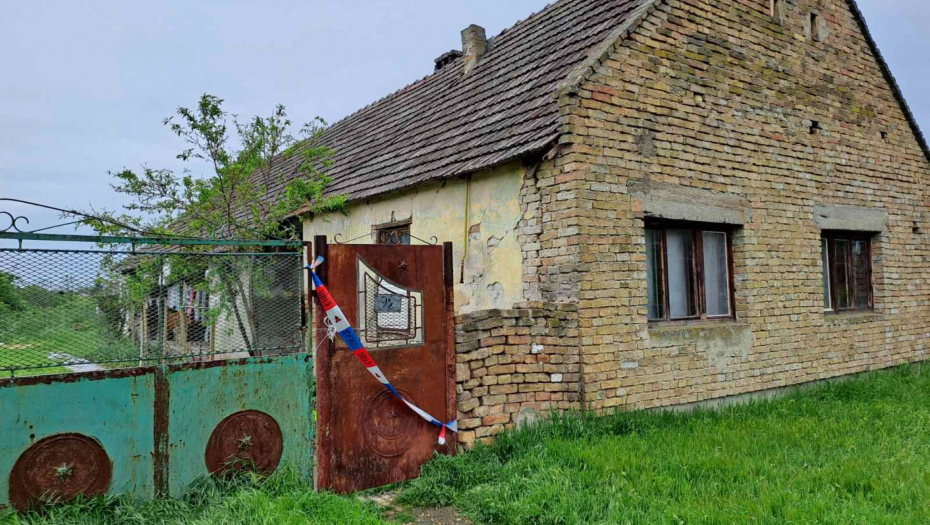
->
<box><xmin>280</xmin><ymin>0</ymin><xmax>930</xmax><ymax>445</ymax></box>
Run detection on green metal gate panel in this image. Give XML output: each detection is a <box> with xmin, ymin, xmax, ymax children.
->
<box><xmin>166</xmin><ymin>355</ymin><xmax>314</xmax><ymax>497</ymax></box>
<box><xmin>0</xmin><ymin>372</ymin><xmax>158</xmax><ymax>508</ymax></box>
<box><xmin>0</xmin><ymin>355</ymin><xmax>313</xmax><ymax>511</ymax></box>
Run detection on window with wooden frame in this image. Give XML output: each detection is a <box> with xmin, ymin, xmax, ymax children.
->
<box><xmin>645</xmin><ymin>221</ymin><xmax>736</xmax><ymax>322</ymax></box>
<box><xmin>372</xmin><ymin>218</ymin><xmax>411</xmax><ymax>245</ymax></box>
<box><xmin>821</xmin><ymin>233</ymin><xmax>873</xmax><ymax>312</ymax></box>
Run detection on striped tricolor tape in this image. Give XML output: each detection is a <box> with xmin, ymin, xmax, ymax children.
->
<box><xmin>308</xmin><ymin>256</ymin><xmax>457</xmax><ymax>445</ymax></box>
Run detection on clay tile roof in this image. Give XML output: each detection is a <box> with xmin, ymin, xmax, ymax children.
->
<box><xmin>269</xmin><ymin>0</ymin><xmax>655</xmax><ymax>206</ymax></box>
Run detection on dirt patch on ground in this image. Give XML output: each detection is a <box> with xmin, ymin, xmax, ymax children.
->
<box><xmin>365</xmin><ymin>492</ymin><xmax>472</xmax><ymax>525</ymax></box>
<box><xmin>407</xmin><ymin>507</ymin><xmax>473</xmax><ymax>525</ymax></box>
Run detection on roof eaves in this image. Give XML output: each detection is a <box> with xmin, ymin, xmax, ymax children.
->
<box><xmin>555</xmin><ymin>0</ymin><xmax>661</xmax><ymax>98</ymax></box>
<box><xmin>286</xmin><ymin>133</ymin><xmax>560</xmax><ymax>220</ymax></box>
<box><xmin>845</xmin><ymin>0</ymin><xmax>930</xmax><ymax>164</ymax></box>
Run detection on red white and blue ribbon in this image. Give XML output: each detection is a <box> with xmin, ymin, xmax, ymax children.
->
<box><xmin>309</xmin><ymin>256</ymin><xmax>458</xmax><ymax>445</ymax></box>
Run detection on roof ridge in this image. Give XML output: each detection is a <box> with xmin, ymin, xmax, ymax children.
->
<box><xmin>490</xmin><ymin>0</ymin><xmax>564</xmax><ymax>42</ymax></box>
<box><xmin>327</xmin><ymin>0</ymin><xmax>581</xmax><ymax>135</ymax></box>
<box><xmin>267</xmin><ymin>0</ymin><xmax>659</xmax><ymax>206</ymax></box>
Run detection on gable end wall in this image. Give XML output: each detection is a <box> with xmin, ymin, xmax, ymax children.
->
<box><xmin>555</xmin><ymin>0</ymin><xmax>930</xmax><ymax>412</ymax></box>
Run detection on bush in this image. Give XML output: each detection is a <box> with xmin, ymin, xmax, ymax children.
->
<box><xmin>0</xmin><ymin>272</ymin><xmax>24</xmax><ymax>312</ymax></box>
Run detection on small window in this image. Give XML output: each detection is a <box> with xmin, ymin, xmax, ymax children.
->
<box><xmin>770</xmin><ymin>0</ymin><xmax>783</xmax><ymax>20</ymax></box>
<box><xmin>810</xmin><ymin>12</ymin><xmax>823</xmax><ymax>41</ymax></box>
<box><xmin>373</xmin><ymin>219</ymin><xmax>411</xmax><ymax>245</ymax></box>
<box><xmin>822</xmin><ymin>233</ymin><xmax>873</xmax><ymax>312</ymax></box>
<box><xmin>646</xmin><ymin>222</ymin><xmax>735</xmax><ymax>321</ymax></box>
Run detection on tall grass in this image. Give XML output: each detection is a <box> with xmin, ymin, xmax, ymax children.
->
<box><xmin>401</xmin><ymin>365</ymin><xmax>930</xmax><ymax>525</ymax></box>
<box><xmin>1</xmin><ymin>470</ymin><xmax>390</xmax><ymax>525</ymax></box>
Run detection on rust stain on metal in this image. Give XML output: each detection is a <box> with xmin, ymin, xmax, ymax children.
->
<box><xmin>9</xmin><ymin>434</ymin><xmax>112</xmax><ymax>512</ymax></box>
<box><xmin>153</xmin><ymin>369</ymin><xmax>170</xmax><ymax>496</ymax></box>
<box><xmin>0</xmin><ymin>367</ymin><xmax>153</xmax><ymax>389</ymax></box>
<box><xmin>363</xmin><ymin>388</ymin><xmax>421</xmax><ymax>458</ymax></box>
<box><xmin>0</xmin><ymin>356</ymin><xmax>284</xmax><ymax>390</ymax></box>
<box><xmin>443</xmin><ymin>242</ymin><xmax>457</xmax><ymax>457</ymax></box>
<box><xmin>316</xmin><ymin>243</ymin><xmax>455</xmax><ymax>493</ymax></box>
<box><xmin>205</xmin><ymin>410</ymin><xmax>283</xmax><ymax>476</ymax></box>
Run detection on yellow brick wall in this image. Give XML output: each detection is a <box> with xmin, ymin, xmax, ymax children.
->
<box><xmin>554</xmin><ymin>0</ymin><xmax>930</xmax><ymax>412</ymax></box>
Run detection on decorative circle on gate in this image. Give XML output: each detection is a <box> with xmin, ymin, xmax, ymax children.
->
<box><xmin>9</xmin><ymin>433</ymin><xmax>112</xmax><ymax>512</ymax></box>
<box><xmin>363</xmin><ymin>388</ymin><xmax>421</xmax><ymax>458</ymax></box>
<box><xmin>205</xmin><ymin>410</ymin><xmax>283</xmax><ymax>477</ymax></box>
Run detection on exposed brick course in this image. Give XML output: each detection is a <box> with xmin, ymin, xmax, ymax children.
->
<box><xmin>454</xmin><ymin>303</ymin><xmax>581</xmax><ymax>446</ymax></box>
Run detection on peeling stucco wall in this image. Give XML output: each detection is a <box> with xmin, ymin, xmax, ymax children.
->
<box><xmin>303</xmin><ymin>161</ymin><xmax>525</xmax><ymax>315</ymax></box>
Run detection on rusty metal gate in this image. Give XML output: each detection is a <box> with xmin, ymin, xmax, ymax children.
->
<box><xmin>312</xmin><ymin>236</ymin><xmax>456</xmax><ymax>493</ymax></box>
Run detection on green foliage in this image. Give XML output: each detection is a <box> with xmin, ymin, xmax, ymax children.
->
<box><xmin>91</xmin><ymin>293</ymin><xmax>125</xmax><ymax>337</ymax></box>
<box><xmin>0</xmin><ymin>271</ymin><xmax>24</xmax><ymax>312</ymax></box>
<box><xmin>80</xmin><ymin>94</ymin><xmax>346</xmax><ymax>241</ymax></box>
<box><xmin>1</xmin><ymin>469</ymin><xmax>391</xmax><ymax>525</ymax></box>
<box><xmin>400</xmin><ymin>366</ymin><xmax>930</xmax><ymax>525</ymax></box>
<box><xmin>70</xmin><ymin>95</ymin><xmax>346</xmax><ymax>357</ymax></box>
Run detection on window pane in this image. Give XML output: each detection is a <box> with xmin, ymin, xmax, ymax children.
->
<box><xmin>821</xmin><ymin>238</ymin><xmax>832</xmax><ymax>310</ymax></box>
<box><xmin>378</xmin><ymin>227</ymin><xmax>410</xmax><ymax>245</ymax></box>
<box><xmin>646</xmin><ymin>229</ymin><xmax>665</xmax><ymax>320</ymax></box>
<box><xmin>852</xmin><ymin>240</ymin><xmax>871</xmax><ymax>308</ymax></box>
<box><xmin>667</xmin><ymin>230</ymin><xmax>697</xmax><ymax>319</ymax></box>
<box><xmin>834</xmin><ymin>239</ymin><xmax>851</xmax><ymax>309</ymax></box>
<box><xmin>703</xmin><ymin>231</ymin><xmax>730</xmax><ymax>316</ymax></box>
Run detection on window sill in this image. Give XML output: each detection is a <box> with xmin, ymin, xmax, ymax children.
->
<box><xmin>647</xmin><ymin>320</ymin><xmax>753</xmax><ymax>348</ymax></box>
<box><xmin>648</xmin><ymin>319</ymin><xmax>750</xmax><ymax>337</ymax></box>
<box><xmin>823</xmin><ymin>311</ymin><xmax>883</xmax><ymax>325</ymax></box>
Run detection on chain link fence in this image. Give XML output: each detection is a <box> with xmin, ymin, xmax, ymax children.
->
<box><xmin>0</xmin><ymin>244</ymin><xmax>305</xmax><ymax>377</ymax></box>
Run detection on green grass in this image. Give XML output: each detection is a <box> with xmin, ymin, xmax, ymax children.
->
<box><xmin>0</xmin><ymin>297</ymin><xmax>138</xmax><ymax>376</ymax></box>
<box><xmin>400</xmin><ymin>365</ymin><xmax>930</xmax><ymax>525</ymax></box>
<box><xmin>1</xmin><ymin>470</ymin><xmax>392</xmax><ymax>525</ymax></box>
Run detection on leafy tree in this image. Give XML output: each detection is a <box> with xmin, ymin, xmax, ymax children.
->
<box><xmin>82</xmin><ymin>94</ymin><xmax>345</xmax><ymax>240</ymax></box>
<box><xmin>77</xmin><ymin>95</ymin><xmax>347</xmax><ymax>355</ymax></box>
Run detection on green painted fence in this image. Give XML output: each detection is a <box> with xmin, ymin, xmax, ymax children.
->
<box><xmin>0</xmin><ymin>354</ymin><xmax>314</xmax><ymax>511</ymax></box>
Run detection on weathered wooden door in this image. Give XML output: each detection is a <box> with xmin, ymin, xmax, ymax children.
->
<box><xmin>313</xmin><ymin>238</ymin><xmax>456</xmax><ymax>493</ymax></box>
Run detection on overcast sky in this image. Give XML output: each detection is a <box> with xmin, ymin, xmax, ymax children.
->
<box><xmin>1</xmin><ymin>0</ymin><xmax>928</xmax><ymax>244</ymax></box>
